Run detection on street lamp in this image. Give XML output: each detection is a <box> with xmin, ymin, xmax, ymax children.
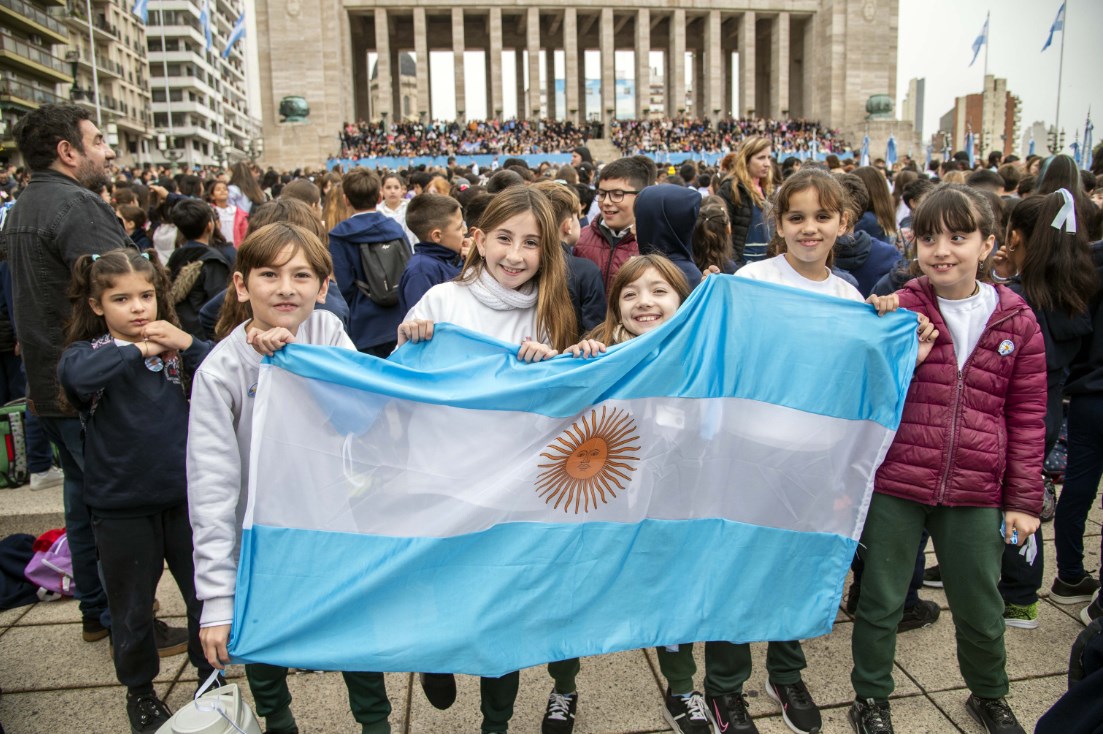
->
<box><xmin>157</xmin><ymin>132</ymin><xmax>183</xmax><ymax>170</ymax></box>
<box><xmin>245</xmin><ymin>136</ymin><xmax>264</xmax><ymax>162</ymax></box>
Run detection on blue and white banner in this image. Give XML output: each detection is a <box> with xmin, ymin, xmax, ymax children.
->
<box><xmin>131</xmin><ymin>0</ymin><xmax>147</xmax><ymax>23</ymax></box>
<box><xmin>1042</xmin><ymin>2</ymin><xmax>1065</xmax><ymax>52</ymax></box>
<box><xmin>970</xmin><ymin>14</ymin><xmax>988</xmax><ymax>67</ymax></box>
<box><xmin>223</xmin><ymin>12</ymin><xmax>246</xmax><ymax>58</ymax></box>
<box><xmin>228</xmin><ymin>276</ymin><xmax>918</xmax><ymax>676</ymax></box>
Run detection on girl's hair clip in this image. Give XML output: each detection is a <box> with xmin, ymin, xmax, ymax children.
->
<box><xmin>1051</xmin><ymin>188</ymin><xmax>1078</xmax><ymax>234</ymax></box>
<box><xmin>91</xmin><ymin>254</ymin><xmax>100</xmax><ymax>261</ymax></box>
<box><xmin>140</xmin><ymin>252</ymin><xmax>150</xmax><ymax>260</ymax></box>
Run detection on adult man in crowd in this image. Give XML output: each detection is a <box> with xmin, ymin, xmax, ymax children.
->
<box><xmin>1</xmin><ymin>104</ymin><xmax>184</xmax><ymax>652</ymax></box>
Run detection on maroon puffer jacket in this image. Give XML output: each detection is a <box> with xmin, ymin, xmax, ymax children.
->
<box><xmin>875</xmin><ymin>277</ymin><xmax>1047</xmax><ymax>516</ymax></box>
<box><xmin>573</xmin><ymin>217</ymin><xmax>638</xmax><ymax>291</ymax></box>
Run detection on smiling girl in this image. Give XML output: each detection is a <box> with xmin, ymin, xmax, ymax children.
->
<box><xmin>718</xmin><ymin>136</ymin><xmax>775</xmax><ymax>264</ymax></box>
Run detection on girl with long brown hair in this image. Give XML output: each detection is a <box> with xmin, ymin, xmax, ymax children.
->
<box><xmin>717</xmin><ymin>136</ymin><xmax>775</xmax><ymax>264</ymax></box>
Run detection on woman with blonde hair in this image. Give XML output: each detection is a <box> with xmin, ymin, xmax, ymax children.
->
<box><xmin>717</xmin><ymin>136</ymin><xmax>774</xmax><ymax>263</ymax></box>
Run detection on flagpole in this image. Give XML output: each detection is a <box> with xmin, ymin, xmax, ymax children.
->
<box><xmin>982</xmin><ymin>11</ymin><xmax>989</xmax><ymax>158</ymax></box>
<box><xmin>1055</xmin><ymin>2</ymin><xmax>1066</xmax><ymax>146</ymax></box>
<box><xmin>84</xmin><ymin>0</ymin><xmax>102</xmax><ymax>126</ymax></box>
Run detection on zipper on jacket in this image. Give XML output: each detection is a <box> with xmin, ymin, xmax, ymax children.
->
<box><xmin>934</xmin><ymin>307</ymin><xmax>1021</xmax><ymax>504</ymax></box>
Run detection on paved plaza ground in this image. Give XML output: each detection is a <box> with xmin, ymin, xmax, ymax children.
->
<box><xmin>1</xmin><ymin>485</ymin><xmax>1098</xmax><ymax>733</ymax></box>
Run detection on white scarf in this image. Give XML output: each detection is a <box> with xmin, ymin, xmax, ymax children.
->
<box><xmin>467</xmin><ymin>268</ymin><xmax>539</xmax><ymax>312</ymax></box>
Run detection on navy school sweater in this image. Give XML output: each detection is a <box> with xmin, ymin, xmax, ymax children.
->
<box><xmin>398</xmin><ymin>242</ymin><xmax>463</xmax><ymax>315</ymax></box>
<box><xmin>57</xmin><ymin>335</ymin><xmax>211</xmax><ymax>516</ymax></box>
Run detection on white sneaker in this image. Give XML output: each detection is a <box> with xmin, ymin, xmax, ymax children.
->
<box><xmin>29</xmin><ymin>467</ymin><xmax>63</xmax><ymax>491</ymax></box>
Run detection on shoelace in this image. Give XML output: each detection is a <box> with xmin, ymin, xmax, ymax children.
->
<box><xmin>719</xmin><ymin>693</ymin><xmax>751</xmax><ymax>722</ymax></box>
<box><xmin>859</xmin><ymin>700</ymin><xmax>892</xmax><ymax>734</ymax></box>
<box><xmin>135</xmin><ymin>695</ymin><xmax>169</xmax><ymax>726</ymax></box>
<box><xmin>546</xmin><ymin>692</ymin><xmax>573</xmax><ymax>721</ymax></box>
<box><xmin>681</xmin><ymin>693</ymin><xmax>710</xmax><ymax>722</ymax></box>
<box><xmin>977</xmin><ymin>698</ymin><xmax>1016</xmax><ymax>727</ymax></box>
<box><xmin>780</xmin><ymin>682</ymin><xmax>812</xmax><ymax>707</ymax></box>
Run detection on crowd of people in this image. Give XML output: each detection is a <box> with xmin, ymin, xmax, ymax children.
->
<box><xmin>338</xmin><ymin>118</ymin><xmax>593</xmax><ymax>159</ymax></box>
<box><xmin>609</xmin><ymin>117</ymin><xmax>851</xmax><ymax>157</ymax></box>
<box><xmin>3</xmin><ymin>102</ymin><xmax>1103</xmax><ymax>734</ymax></box>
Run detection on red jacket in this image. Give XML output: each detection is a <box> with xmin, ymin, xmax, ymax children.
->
<box><xmin>875</xmin><ymin>278</ymin><xmax>1047</xmax><ymax>516</ymax></box>
<box><xmin>573</xmin><ymin>217</ymin><xmax>638</xmax><ymax>291</ymax></box>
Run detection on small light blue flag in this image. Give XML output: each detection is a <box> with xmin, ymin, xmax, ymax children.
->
<box><xmin>1042</xmin><ymin>2</ymin><xmax>1065</xmax><ymax>52</ymax></box>
<box><xmin>1071</xmin><ymin>135</ymin><xmax>1081</xmax><ymax>168</ymax></box>
<box><xmin>223</xmin><ymin>12</ymin><xmax>246</xmax><ymax>58</ymax></box>
<box><xmin>1028</xmin><ymin>132</ymin><xmax>1036</xmax><ymax>157</ymax></box>
<box><xmin>1083</xmin><ymin>114</ymin><xmax>1094</xmax><ymax>172</ymax></box>
<box><xmin>886</xmin><ymin>135</ymin><xmax>898</xmax><ymax>167</ymax></box>
<box><xmin>966</xmin><ymin>128</ymin><xmax>976</xmax><ymax>168</ymax></box>
<box><xmin>970</xmin><ymin>15</ymin><xmax>988</xmax><ymax>67</ymax></box>
<box><xmin>131</xmin><ymin>0</ymin><xmax>147</xmax><ymax>24</ymax></box>
<box><xmin>925</xmin><ymin>144</ymin><xmax>932</xmax><ymax>170</ymax></box>
<box><xmin>860</xmin><ymin>135</ymin><xmax>870</xmax><ymax>167</ymax></box>
<box><xmin>200</xmin><ymin>0</ymin><xmax>212</xmax><ymax>51</ymax></box>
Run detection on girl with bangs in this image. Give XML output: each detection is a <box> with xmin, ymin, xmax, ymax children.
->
<box><xmin>857</xmin><ymin>184</ymin><xmax>1047</xmax><ymax>734</ymax></box>
<box><xmin>188</xmin><ymin>223</ymin><xmax>392</xmax><ymax>734</ymax></box>
<box><xmin>396</xmin><ymin>185</ymin><xmax>575</xmax><ymax>734</ymax></box>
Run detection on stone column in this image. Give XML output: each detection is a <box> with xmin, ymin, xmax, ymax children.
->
<box><xmin>704</xmin><ymin>9</ymin><xmax>721</xmax><ymax>122</ymax></box>
<box><xmin>515</xmin><ymin>48</ymin><xmax>526</xmax><ymax>118</ymax></box>
<box><xmin>771</xmin><ymin>12</ymin><xmax>789</xmax><ymax>117</ymax></box>
<box><xmin>635</xmin><ymin>9</ymin><xmax>650</xmax><ymax>119</ymax></box>
<box><xmin>564</xmin><ymin>9</ymin><xmax>579</xmax><ymax>123</ymax></box>
<box><xmin>390</xmin><ymin>45</ymin><xmax>402</xmax><ymax>122</ymax></box>
<box><xmin>694</xmin><ymin>49</ymin><xmax>704</xmax><ymax>118</ymax></box>
<box><xmin>489</xmin><ymin>8</ymin><xmax>503</xmax><ymax>119</ymax></box>
<box><xmin>670</xmin><ymin>9</ymin><xmax>685</xmax><ymax>117</ymax></box>
<box><xmin>739</xmin><ymin>11</ymin><xmax>756</xmax><ymax>117</ymax></box>
<box><xmin>546</xmin><ymin>46</ymin><xmax>557</xmax><ymax>120</ymax></box>
<box><xmin>527</xmin><ymin>7</ymin><xmax>541</xmax><ymax>119</ymax></box>
<box><xmin>351</xmin><ymin>23</ymin><xmax>370</xmax><ymax>121</ymax></box>
<box><xmin>373</xmin><ymin>8</ymin><xmax>392</xmax><ymax>121</ymax></box>
<box><xmin>413</xmin><ymin>8</ymin><xmax>430</xmax><ymax>120</ymax></box>
<box><xmin>453</xmin><ymin>8</ymin><xmax>466</xmax><ymax>121</ymax></box>
<box><xmin>600</xmin><ymin>8</ymin><xmax>614</xmax><ymax>126</ymax></box>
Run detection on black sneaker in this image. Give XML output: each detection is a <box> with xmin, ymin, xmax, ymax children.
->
<box><xmin>126</xmin><ymin>691</ymin><xmax>172</xmax><ymax>733</ymax></box>
<box><xmin>154</xmin><ymin>619</ymin><xmax>188</xmax><ymax>657</ymax></box>
<box><xmin>765</xmin><ymin>679</ymin><xmax>821</xmax><ymax>734</ymax></box>
<box><xmin>420</xmin><ymin>673</ymin><xmax>457</xmax><ymax>710</ymax></box>
<box><xmin>1082</xmin><ymin>592</ymin><xmax>1102</xmax><ymax>626</ymax></box>
<box><xmin>922</xmin><ymin>565</ymin><xmax>943</xmax><ymax>588</ymax></box>
<box><xmin>897</xmin><ymin>599</ymin><xmax>940</xmax><ymax>632</ymax></box>
<box><xmin>705</xmin><ymin>691</ymin><xmax>758</xmax><ymax>733</ymax></box>
<box><xmin>541</xmin><ymin>690</ymin><xmax>577</xmax><ymax>734</ymax></box>
<box><xmin>82</xmin><ymin>617</ymin><xmax>109</xmax><ymax>642</ymax></box>
<box><xmin>848</xmin><ymin>698</ymin><xmax>893</xmax><ymax>734</ymax></box>
<box><xmin>965</xmin><ymin>694</ymin><xmax>1025</xmax><ymax>734</ymax></box>
<box><xmin>1051</xmin><ymin>574</ymin><xmax>1100</xmax><ymax>604</ymax></box>
<box><xmin>662</xmin><ymin>689</ymin><xmax>711</xmax><ymax>734</ymax></box>
<box><xmin>845</xmin><ymin>581</ymin><xmax>860</xmax><ymax>614</ymax></box>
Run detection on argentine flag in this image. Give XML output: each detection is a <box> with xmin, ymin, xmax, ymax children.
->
<box><xmin>228</xmin><ymin>276</ymin><xmax>918</xmax><ymax>676</ymax></box>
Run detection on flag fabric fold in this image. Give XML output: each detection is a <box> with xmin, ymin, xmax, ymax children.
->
<box><xmin>131</xmin><ymin>0</ymin><xmax>147</xmax><ymax>23</ymax></box>
<box><xmin>860</xmin><ymin>134</ymin><xmax>871</xmax><ymax>167</ymax></box>
<box><xmin>1083</xmin><ymin>115</ymin><xmax>1094</xmax><ymax>171</ymax></box>
<box><xmin>886</xmin><ymin>135</ymin><xmax>898</xmax><ymax>168</ymax></box>
<box><xmin>228</xmin><ymin>275</ymin><xmax>919</xmax><ymax>677</ymax></box>
<box><xmin>970</xmin><ymin>15</ymin><xmax>988</xmax><ymax>67</ymax></box>
<box><xmin>966</xmin><ymin>128</ymin><xmax>976</xmax><ymax>168</ymax></box>
<box><xmin>223</xmin><ymin>12</ymin><xmax>246</xmax><ymax>58</ymax></box>
<box><xmin>1042</xmin><ymin>2</ymin><xmax>1065</xmax><ymax>52</ymax></box>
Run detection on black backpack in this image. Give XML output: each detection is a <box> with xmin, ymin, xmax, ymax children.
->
<box><xmin>354</xmin><ymin>238</ymin><xmax>410</xmax><ymax>307</ymax></box>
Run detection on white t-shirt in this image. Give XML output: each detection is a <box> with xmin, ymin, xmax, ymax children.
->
<box><xmin>406</xmin><ymin>281</ymin><xmax>541</xmax><ymax>346</ymax></box>
<box><xmin>735</xmin><ymin>255</ymin><xmax>864</xmax><ymax>302</ymax></box>
<box><xmin>213</xmin><ymin>204</ymin><xmax>237</xmax><ymax>246</ymax></box>
<box><xmin>379</xmin><ymin>200</ymin><xmax>417</xmax><ymax>251</ymax></box>
<box><xmin>937</xmin><ymin>283</ymin><xmax>998</xmax><ymax>370</ymax></box>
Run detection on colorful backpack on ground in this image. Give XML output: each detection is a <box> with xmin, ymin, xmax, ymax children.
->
<box><xmin>23</xmin><ymin>529</ymin><xmax>73</xmax><ymax>601</ymax></box>
<box><xmin>0</xmin><ymin>400</ymin><xmax>29</xmax><ymax>489</ymax></box>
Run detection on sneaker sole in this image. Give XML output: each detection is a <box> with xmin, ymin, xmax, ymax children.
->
<box><xmin>764</xmin><ymin>680</ymin><xmax>821</xmax><ymax>734</ymax></box>
<box><xmin>158</xmin><ymin>641</ymin><xmax>188</xmax><ymax>657</ymax></box>
<box><xmin>1050</xmin><ymin>591</ymin><xmax>1098</xmax><ymax>605</ymax></box>
<box><xmin>1003</xmin><ymin>616</ymin><xmax>1039</xmax><ymax>630</ymax></box>
<box><xmin>1083</xmin><ymin>606</ymin><xmax>1100</xmax><ymax>626</ymax></box>
<box><xmin>921</xmin><ymin>580</ymin><xmax>944</xmax><ymax>588</ymax></box>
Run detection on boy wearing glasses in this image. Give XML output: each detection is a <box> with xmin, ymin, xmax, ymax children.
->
<box><xmin>573</xmin><ymin>158</ymin><xmax>650</xmax><ymax>289</ymax></box>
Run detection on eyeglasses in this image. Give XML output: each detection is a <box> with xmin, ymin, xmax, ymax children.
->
<box><xmin>595</xmin><ymin>188</ymin><xmax>641</xmax><ymax>203</ymax></box>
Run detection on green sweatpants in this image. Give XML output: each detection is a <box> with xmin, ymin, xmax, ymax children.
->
<box><xmin>245</xmin><ymin>663</ymin><xmax>391</xmax><ymax>734</ymax></box>
<box><xmin>704</xmin><ymin>640</ymin><xmax>807</xmax><ymax>694</ymax></box>
<box><xmin>480</xmin><ymin>672</ymin><xmax>520</xmax><ymax>733</ymax></box>
<box><xmin>547</xmin><ymin>646</ymin><xmax>698</xmax><ymax>695</ymax></box>
<box><xmin>850</xmin><ymin>493</ymin><xmax>1008</xmax><ymax>701</ymax></box>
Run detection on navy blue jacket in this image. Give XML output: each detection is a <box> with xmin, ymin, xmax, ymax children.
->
<box><xmin>855</xmin><ymin>210</ymin><xmax>890</xmax><ymax>244</ymax></box>
<box><xmin>834</xmin><ymin>230</ymin><xmax>905</xmax><ymax>298</ymax></box>
<box><xmin>634</xmin><ymin>186</ymin><xmax>703</xmax><ymax>289</ymax></box>
<box><xmin>563</xmin><ymin>242</ymin><xmax>607</xmax><ymax>334</ymax></box>
<box><xmin>197</xmin><ymin>280</ymin><xmax>350</xmax><ymax>341</ymax></box>
<box><xmin>329</xmin><ymin>212</ymin><xmax>408</xmax><ymax>350</ymax></box>
<box><xmin>399</xmin><ymin>242</ymin><xmax>462</xmax><ymax>315</ymax></box>
<box><xmin>58</xmin><ymin>335</ymin><xmax>211</xmax><ymax>516</ymax></box>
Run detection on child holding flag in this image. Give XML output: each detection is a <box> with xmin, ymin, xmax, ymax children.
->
<box><xmin>189</xmin><ymin>222</ymin><xmax>392</xmax><ymax>734</ymax></box>
<box><xmin>397</xmin><ymin>185</ymin><xmax>576</xmax><ymax>734</ymax></box>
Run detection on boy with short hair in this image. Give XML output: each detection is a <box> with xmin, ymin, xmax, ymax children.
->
<box><xmin>167</xmin><ymin>199</ymin><xmax>232</xmax><ymax>339</ymax></box>
<box><xmin>573</xmin><ymin>157</ymin><xmax>650</xmax><ymax>290</ymax></box>
<box><xmin>329</xmin><ymin>167</ymin><xmax>409</xmax><ymax>357</ymax></box>
<box><xmin>399</xmin><ymin>193</ymin><xmax>465</xmax><ymax>314</ymax></box>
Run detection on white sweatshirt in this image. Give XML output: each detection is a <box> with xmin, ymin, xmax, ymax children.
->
<box><xmin>188</xmin><ymin>311</ymin><xmax>354</xmax><ymax>626</ymax></box>
<box><xmin>405</xmin><ymin>281</ymin><xmax>542</xmax><ymax>346</ymax></box>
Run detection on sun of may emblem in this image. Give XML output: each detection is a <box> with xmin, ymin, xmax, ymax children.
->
<box><xmin>536</xmin><ymin>406</ymin><xmax>641</xmax><ymax>513</ymax></box>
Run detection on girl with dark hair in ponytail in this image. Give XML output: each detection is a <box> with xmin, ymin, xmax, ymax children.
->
<box><xmin>57</xmin><ymin>248</ymin><xmax>214</xmax><ymax>732</ymax></box>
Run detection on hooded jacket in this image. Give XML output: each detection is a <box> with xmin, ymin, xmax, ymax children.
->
<box><xmin>399</xmin><ymin>242</ymin><xmax>462</xmax><ymax>315</ymax></box>
<box><xmin>573</xmin><ymin>216</ymin><xmax>638</xmax><ymax>291</ymax></box>
<box><xmin>329</xmin><ymin>211</ymin><xmax>409</xmax><ymax>350</ymax></box>
<box><xmin>1064</xmin><ymin>242</ymin><xmax>1103</xmax><ymax>398</ymax></box>
<box><xmin>875</xmin><ymin>277</ymin><xmax>1047</xmax><ymax>515</ymax></box>
<box><xmin>634</xmin><ymin>186</ymin><xmax>703</xmax><ymax>288</ymax></box>
<box><xmin>834</xmin><ymin>230</ymin><xmax>905</xmax><ymax>298</ymax></box>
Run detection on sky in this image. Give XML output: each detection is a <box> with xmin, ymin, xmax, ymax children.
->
<box><xmin>897</xmin><ymin>0</ymin><xmax>1100</xmax><ymax>148</ymax></box>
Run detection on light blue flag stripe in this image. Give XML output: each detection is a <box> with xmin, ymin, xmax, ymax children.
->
<box><xmin>230</xmin><ymin>520</ymin><xmax>855</xmax><ymax>676</ymax></box>
<box><xmin>268</xmin><ymin>275</ymin><xmax>918</xmax><ymax>428</ymax></box>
